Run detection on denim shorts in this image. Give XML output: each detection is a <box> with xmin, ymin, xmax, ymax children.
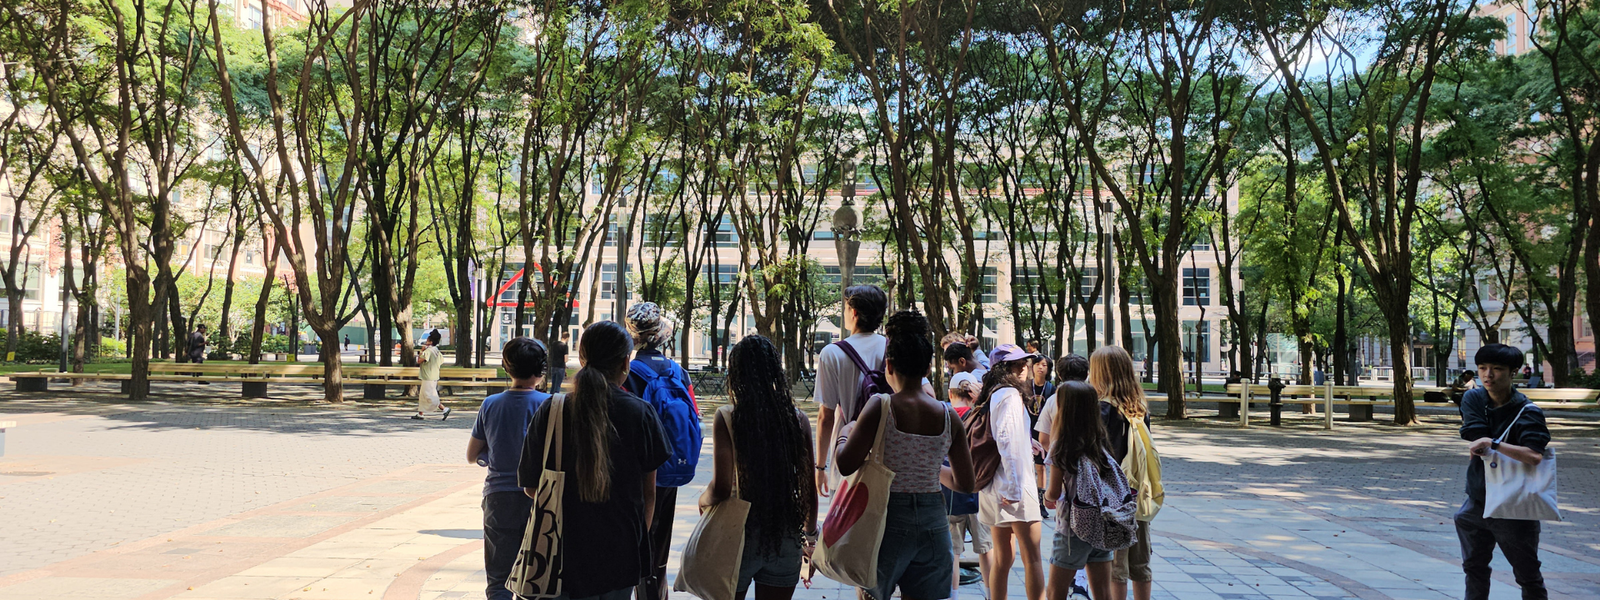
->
<box><xmin>865</xmin><ymin>492</ymin><xmax>954</xmax><ymax>600</ymax></box>
<box><xmin>1051</xmin><ymin>526</ymin><xmax>1114</xmax><ymax>571</ymax></box>
<box><xmin>737</xmin><ymin>527</ymin><xmax>802</xmax><ymax>594</ymax></box>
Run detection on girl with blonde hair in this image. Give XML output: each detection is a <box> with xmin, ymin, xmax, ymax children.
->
<box><xmin>1088</xmin><ymin>346</ymin><xmax>1154</xmax><ymax>600</ymax></box>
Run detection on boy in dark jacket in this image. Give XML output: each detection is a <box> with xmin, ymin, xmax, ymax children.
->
<box><xmin>1455</xmin><ymin>343</ymin><xmax>1551</xmax><ymax>600</ymax></box>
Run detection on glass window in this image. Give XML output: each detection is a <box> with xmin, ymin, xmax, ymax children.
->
<box><xmin>1183</xmin><ymin>267</ymin><xmax>1210</xmax><ymax>306</ymax></box>
<box><xmin>1078</xmin><ymin>267</ymin><xmax>1100</xmax><ymax>303</ymax></box>
<box><xmin>1182</xmin><ymin>320</ymin><xmax>1211</xmax><ymax>363</ymax></box>
<box><xmin>712</xmin><ymin>217</ymin><xmax>738</xmax><ymax>248</ymax></box>
<box><xmin>981</xmin><ymin>267</ymin><xmax>998</xmax><ymax>304</ymax></box>
<box><xmin>600</xmin><ymin>264</ymin><xmax>616</xmax><ymax>300</ymax></box>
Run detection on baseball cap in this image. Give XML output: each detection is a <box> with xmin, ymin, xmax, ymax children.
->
<box><xmin>989</xmin><ymin>344</ymin><xmax>1036</xmax><ymax>366</ymax></box>
<box><xmin>948</xmin><ymin>371</ymin><xmax>980</xmax><ymax>391</ymax></box>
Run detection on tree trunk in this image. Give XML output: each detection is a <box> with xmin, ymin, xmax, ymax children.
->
<box><xmin>1154</xmin><ymin>277</ymin><xmax>1186</xmax><ymax>419</ymax></box>
<box><xmin>1381</xmin><ymin>306</ymin><xmax>1417</xmax><ymax>425</ymax></box>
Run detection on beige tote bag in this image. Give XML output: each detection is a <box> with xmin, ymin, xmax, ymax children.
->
<box><xmin>811</xmin><ymin>403</ymin><xmax>896</xmax><ymax>588</ymax></box>
<box><xmin>674</xmin><ymin>405</ymin><xmax>751</xmax><ymax>600</ymax></box>
<box><xmin>506</xmin><ymin>394</ymin><xmax>566</xmax><ymax>599</ymax></box>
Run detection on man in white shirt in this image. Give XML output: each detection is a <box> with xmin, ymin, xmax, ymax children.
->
<box><xmin>814</xmin><ymin>284</ymin><xmax>889</xmax><ymax>497</ymax></box>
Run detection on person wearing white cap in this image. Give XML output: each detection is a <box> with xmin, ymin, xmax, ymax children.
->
<box><xmin>974</xmin><ymin>344</ymin><xmax>1045</xmax><ymax>600</ymax></box>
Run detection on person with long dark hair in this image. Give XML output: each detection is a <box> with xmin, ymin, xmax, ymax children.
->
<box><xmin>836</xmin><ymin>311</ymin><xmax>975</xmax><ymax>600</ymax></box>
<box><xmin>1042</xmin><ymin>380</ymin><xmax>1116</xmax><ymax>600</ymax></box>
<box><xmin>699</xmin><ymin>335</ymin><xmax>817</xmax><ymax>599</ymax></box>
<box><xmin>518</xmin><ymin>321</ymin><xmax>669</xmax><ymax>600</ymax></box>
<box><xmin>973</xmin><ymin>345</ymin><xmax>1046</xmax><ymax>600</ymax></box>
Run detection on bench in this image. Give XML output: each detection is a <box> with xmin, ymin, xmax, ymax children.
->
<box><xmin>1220</xmin><ymin>383</ymin><xmax>1600</xmax><ymax>428</ymax></box>
<box><xmin>10</xmin><ymin>362</ymin><xmax>506</xmax><ymax>399</ymax></box>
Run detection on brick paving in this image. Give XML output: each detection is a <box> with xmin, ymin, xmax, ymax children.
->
<box><xmin>0</xmin><ymin>386</ymin><xmax>1596</xmax><ymax>599</ymax></box>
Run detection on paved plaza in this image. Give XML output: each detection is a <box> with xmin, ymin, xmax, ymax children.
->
<box><xmin>1</xmin><ymin>383</ymin><xmax>1597</xmax><ymax>600</ymax></box>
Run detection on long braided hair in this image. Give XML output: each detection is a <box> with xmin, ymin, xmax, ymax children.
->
<box><xmin>725</xmin><ymin>335</ymin><xmax>811</xmax><ymax>554</ymax></box>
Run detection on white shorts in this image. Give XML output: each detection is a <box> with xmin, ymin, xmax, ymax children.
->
<box><xmin>419</xmin><ymin>380</ymin><xmax>442</xmax><ymax>412</ymax></box>
<box><xmin>979</xmin><ymin>484</ymin><xmax>1043</xmax><ymax>526</ymax></box>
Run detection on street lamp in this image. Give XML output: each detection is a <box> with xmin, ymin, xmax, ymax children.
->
<box><xmin>833</xmin><ymin>153</ymin><xmax>860</xmax><ymax>339</ymax></box>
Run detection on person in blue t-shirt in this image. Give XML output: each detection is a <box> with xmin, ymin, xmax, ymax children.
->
<box><xmin>468</xmin><ymin>337</ymin><xmax>551</xmax><ymax>600</ymax></box>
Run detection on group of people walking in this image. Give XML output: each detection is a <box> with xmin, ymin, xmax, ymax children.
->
<box><xmin>462</xmin><ymin>283</ymin><xmax>1167</xmax><ymax>600</ymax></box>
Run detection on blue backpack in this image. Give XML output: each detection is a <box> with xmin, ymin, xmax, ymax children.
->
<box><xmin>631</xmin><ymin>358</ymin><xmax>703</xmax><ymax>487</ymax></box>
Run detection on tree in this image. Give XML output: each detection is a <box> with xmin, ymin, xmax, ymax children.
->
<box><xmin>1250</xmin><ymin>0</ymin><xmax>1486</xmax><ymax>424</ymax></box>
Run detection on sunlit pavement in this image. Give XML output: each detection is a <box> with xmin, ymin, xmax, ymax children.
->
<box><xmin>1</xmin><ymin>387</ymin><xmax>1596</xmax><ymax>600</ymax></box>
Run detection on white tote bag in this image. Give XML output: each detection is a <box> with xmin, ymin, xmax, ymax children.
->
<box><xmin>812</xmin><ymin>402</ymin><xmax>896</xmax><ymax>588</ymax></box>
<box><xmin>674</xmin><ymin>406</ymin><xmax>750</xmax><ymax>600</ymax></box>
<box><xmin>506</xmin><ymin>394</ymin><xmax>566</xmax><ymax>598</ymax></box>
<box><xmin>1481</xmin><ymin>402</ymin><xmax>1560</xmax><ymax>521</ymax></box>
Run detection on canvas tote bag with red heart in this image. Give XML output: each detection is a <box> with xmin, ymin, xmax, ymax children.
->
<box><xmin>812</xmin><ymin>400</ymin><xmax>896</xmax><ymax>588</ymax></box>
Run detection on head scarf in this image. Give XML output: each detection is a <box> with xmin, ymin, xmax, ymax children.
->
<box><xmin>625</xmin><ymin>302</ymin><xmax>675</xmax><ymax>348</ymax></box>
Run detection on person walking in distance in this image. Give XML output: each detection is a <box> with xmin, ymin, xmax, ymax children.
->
<box><xmin>975</xmin><ymin>345</ymin><xmax>1047</xmax><ymax>600</ymax></box>
<box><xmin>343</xmin><ymin>334</ymin><xmax>350</xmax><ymax>351</ymax></box>
<box><xmin>467</xmin><ymin>338</ymin><xmax>550</xmax><ymax>600</ymax></box>
<box><xmin>518</xmin><ymin>321</ymin><xmax>670</xmax><ymax>599</ymax></box>
<box><xmin>1456</xmin><ymin>343</ymin><xmax>1550</xmax><ymax>600</ymax></box>
<box><xmin>549</xmin><ymin>331</ymin><xmax>570</xmax><ymax>392</ymax></box>
<box><xmin>1090</xmin><ymin>346</ymin><xmax>1158</xmax><ymax>600</ymax></box>
<box><xmin>834</xmin><ymin>311</ymin><xmax>976</xmax><ymax>600</ymax></box>
<box><xmin>814</xmin><ymin>284</ymin><xmax>890</xmax><ymax>497</ymax></box>
<box><xmin>701</xmin><ymin>335</ymin><xmax>818</xmax><ymax>599</ymax></box>
<box><xmin>412</xmin><ymin>330</ymin><xmax>451</xmax><ymax>420</ymax></box>
<box><xmin>623</xmin><ymin>302</ymin><xmax>703</xmax><ymax>600</ymax></box>
<box><xmin>1042</xmin><ymin>380</ymin><xmax>1118</xmax><ymax>600</ymax></box>
<box><xmin>187</xmin><ymin>324</ymin><xmax>208</xmax><ymax>364</ymax></box>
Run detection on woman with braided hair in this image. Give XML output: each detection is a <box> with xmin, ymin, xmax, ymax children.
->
<box><xmin>699</xmin><ymin>335</ymin><xmax>818</xmax><ymax>599</ymax></box>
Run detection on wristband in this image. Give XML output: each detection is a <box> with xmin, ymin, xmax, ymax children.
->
<box><xmin>815</xmin><ymin>465</ymin><xmax>828</xmax><ymax>472</ymax></box>
<box><xmin>1490</xmin><ymin>440</ymin><xmax>1501</xmax><ymax>451</ymax></box>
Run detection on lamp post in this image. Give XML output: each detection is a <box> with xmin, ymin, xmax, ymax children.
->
<box><xmin>833</xmin><ymin>154</ymin><xmax>860</xmax><ymax>339</ymax></box>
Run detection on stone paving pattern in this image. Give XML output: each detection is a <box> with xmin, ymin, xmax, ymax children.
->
<box><xmin>0</xmin><ymin>382</ymin><xmax>1596</xmax><ymax>599</ymax></box>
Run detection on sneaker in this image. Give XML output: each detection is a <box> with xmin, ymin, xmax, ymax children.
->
<box><xmin>410</xmin><ymin>414</ymin><xmax>424</xmax><ymax>420</ymax></box>
<box><xmin>442</xmin><ymin>407</ymin><xmax>453</xmax><ymax>420</ymax></box>
<box><xmin>958</xmin><ymin>566</ymin><xmax>982</xmax><ymax>586</ymax></box>
<box><xmin>1068</xmin><ymin>584</ymin><xmax>1090</xmax><ymax>600</ymax></box>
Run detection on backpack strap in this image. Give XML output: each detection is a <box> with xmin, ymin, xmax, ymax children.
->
<box><xmin>833</xmin><ymin>340</ymin><xmax>874</xmax><ymax>375</ymax></box>
<box><xmin>630</xmin><ymin>358</ymin><xmax>664</xmax><ymax>384</ymax></box>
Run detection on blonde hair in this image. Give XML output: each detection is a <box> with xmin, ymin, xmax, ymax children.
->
<box><xmin>1089</xmin><ymin>345</ymin><xmax>1146</xmax><ymax>418</ymax></box>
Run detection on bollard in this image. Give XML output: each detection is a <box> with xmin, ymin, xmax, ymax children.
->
<box><xmin>1269</xmin><ymin>377</ymin><xmax>1285</xmax><ymax>426</ymax></box>
<box><xmin>0</xmin><ymin>420</ymin><xmax>12</xmax><ymax>457</ymax></box>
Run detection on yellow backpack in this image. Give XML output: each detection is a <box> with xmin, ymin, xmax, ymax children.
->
<box><xmin>1111</xmin><ymin>403</ymin><xmax>1164</xmax><ymax>522</ymax></box>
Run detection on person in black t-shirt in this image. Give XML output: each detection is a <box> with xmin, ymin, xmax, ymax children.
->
<box><xmin>549</xmin><ymin>332</ymin><xmax>570</xmax><ymax>392</ymax></box>
<box><xmin>187</xmin><ymin>324</ymin><xmax>208</xmax><ymax>364</ymax></box>
<box><xmin>1456</xmin><ymin>344</ymin><xmax>1550</xmax><ymax>600</ymax></box>
<box><xmin>519</xmin><ymin>321</ymin><xmax>668</xmax><ymax>600</ymax></box>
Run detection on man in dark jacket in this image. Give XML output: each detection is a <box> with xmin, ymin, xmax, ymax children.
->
<box><xmin>187</xmin><ymin>324</ymin><xmax>208</xmax><ymax>363</ymax></box>
<box><xmin>1455</xmin><ymin>343</ymin><xmax>1550</xmax><ymax>600</ymax></box>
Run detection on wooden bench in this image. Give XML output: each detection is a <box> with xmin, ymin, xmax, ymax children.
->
<box><xmin>1219</xmin><ymin>383</ymin><xmax>1599</xmax><ymax>428</ymax></box>
<box><xmin>11</xmin><ymin>362</ymin><xmax>507</xmax><ymax>399</ymax></box>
